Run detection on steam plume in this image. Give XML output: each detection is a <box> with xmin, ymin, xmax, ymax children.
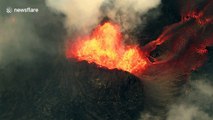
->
<box><xmin>46</xmin><ymin>0</ymin><xmax>161</xmax><ymax>32</ymax></box>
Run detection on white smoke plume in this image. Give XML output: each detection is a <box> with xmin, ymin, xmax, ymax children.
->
<box><xmin>46</xmin><ymin>0</ymin><xmax>161</xmax><ymax>33</ymax></box>
<box><xmin>167</xmin><ymin>104</ymin><xmax>212</xmax><ymax>120</ymax></box>
<box><xmin>46</xmin><ymin>0</ymin><xmax>103</xmax><ymax>33</ymax></box>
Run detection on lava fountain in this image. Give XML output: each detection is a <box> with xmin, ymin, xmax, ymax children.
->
<box><xmin>66</xmin><ymin>22</ymin><xmax>148</xmax><ymax>75</ymax></box>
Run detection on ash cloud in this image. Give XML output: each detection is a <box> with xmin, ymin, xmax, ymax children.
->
<box><xmin>46</xmin><ymin>0</ymin><xmax>161</xmax><ymax>33</ymax></box>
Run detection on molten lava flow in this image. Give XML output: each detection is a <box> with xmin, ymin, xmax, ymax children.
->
<box><xmin>66</xmin><ymin>22</ymin><xmax>147</xmax><ymax>74</ymax></box>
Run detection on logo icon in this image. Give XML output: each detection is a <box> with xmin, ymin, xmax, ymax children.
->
<box><xmin>6</xmin><ymin>7</ymin><xmax>13</xmax><ymax>13</ymax></box>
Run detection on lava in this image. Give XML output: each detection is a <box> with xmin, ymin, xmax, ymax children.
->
<box><xmin>66</xmin><ymin>22</ymin><xmax>148</xmax><ymax>74</ymax></box>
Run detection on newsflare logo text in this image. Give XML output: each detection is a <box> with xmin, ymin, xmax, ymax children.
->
<box><xmin>6</xmin><ymin>7</ymin><xmax>39</xmax><ymax>14</ymax></box>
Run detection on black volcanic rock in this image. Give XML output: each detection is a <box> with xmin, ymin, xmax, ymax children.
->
<box><xmin>56</xmin><ymin>59</ymin><xmax>144</xmax><ymax>120</ymax></box>
<box><xmin>0</xmin><ymin>58</ymin><xmax>144</xmax><ymax>120</ymax></box>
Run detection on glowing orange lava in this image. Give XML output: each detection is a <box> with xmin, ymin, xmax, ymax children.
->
<box><xmin>66</xmin><ymin>22</ymin><xmax>148</xmax><ymax>74</ymax></box>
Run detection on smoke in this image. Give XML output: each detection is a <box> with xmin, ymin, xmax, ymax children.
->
<box><xmin>0</xmin><ymin>15</ymin><xmax>41</xmax><ymax>65</ymax></box>
<box><xmin>0</xmin><ymin>0</ymin><xmax>66</xmax><ymax>67</ymax></box>
<box><xmin>102</xmin><ymin>0</ymin><xmax>161</xmax><ymax>32</ymax></box>
<box><xmin>167</xmin><ymin>105</ymin><xmax>212</xmax><ymax>120</ymax></box>
<box><xmin>166</xmin><ymin>80</ymin><xmax>213</xmax><ymax>120</ymax></box>
<box><xmin>45</xmin><ymin>0</ymin><xmax>103</xmax><ymax>33</ymax></box>
<box><xmin>0</xmin><ymin>0</ymin><xmax>65</xmax><ymax>93</ymax></box>
<box><xmin>138</xmin><ymin>79</ymin><xmax>213</xmax><ymax>120</ymax></box>
<box><xmin>46</xmin><ymin>0</ymin><xmax>161</xmax><ymax>33</ymax></box>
